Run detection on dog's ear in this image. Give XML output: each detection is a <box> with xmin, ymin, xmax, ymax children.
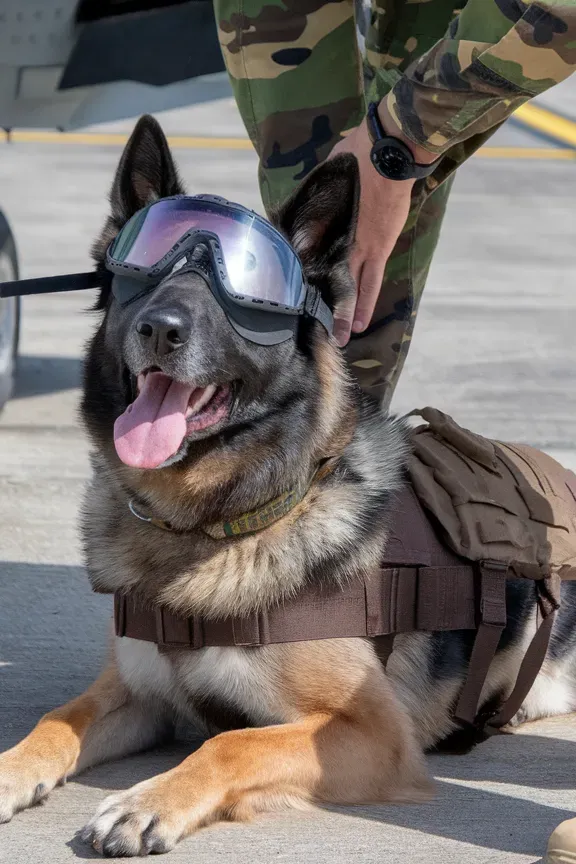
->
<box><xmin>109</xmin><ymin>114</ymin><xmax>184</xmax><ymax>223</ymax></box>
<box><xmin>91</xmin><ymin>115</ymin><xmax>184</xmax><ymax>308</ymax></box>
<box><xmin>272</xmin><ymin>154</ymin><xmax>360</xmax><ymax>310</ymax></box>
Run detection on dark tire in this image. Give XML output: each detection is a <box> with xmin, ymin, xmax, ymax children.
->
<box><xmin>0</xmin><ymin>210</ymin><xmax>20</xmax><ymax>412</ymax></box>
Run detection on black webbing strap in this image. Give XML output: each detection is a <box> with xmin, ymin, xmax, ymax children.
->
<box><xmin>486</xmin><ymin>574</ymin><xmax>561</xmax><ymax>731</ymax></box>
<box><xmin>454</xmin><ymin>561</ymin><xmax>508</xmax><ymax>725</ymax></box>
<box><xmin>372</xmin><ymin>634</ymin><xmax>396</xmax><ymax>668</ymax></box>
<box><xmin>0</xmin><ymin>271</ymin><xmax>101</xmax><ymax>298</ymax></box>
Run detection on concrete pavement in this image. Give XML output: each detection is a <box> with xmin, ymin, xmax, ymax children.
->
<box><xmin>0</xmin><ymin>98</ymin><xmax>576</xmax><ymax>863</ymax></box>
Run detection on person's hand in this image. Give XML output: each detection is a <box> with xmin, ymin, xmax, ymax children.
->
<box><xmin>328</xmin><ymin>102</ymin><xmax>437</xmax><ymax>347</ymax></box>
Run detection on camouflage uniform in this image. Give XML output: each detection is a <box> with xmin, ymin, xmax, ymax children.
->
<box><xmin>214</xmin><ymin>0</ymin><xmax>576</xmax><ymax>404</ymax></box>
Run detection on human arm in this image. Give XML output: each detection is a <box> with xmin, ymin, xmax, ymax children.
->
<box><xmin>332</xmin><ymin>0</ymin><xmax>576</xmax><ymax>346</ymax></box>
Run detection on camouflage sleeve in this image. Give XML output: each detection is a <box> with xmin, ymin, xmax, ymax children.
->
<box><xmin>368</xmin><ymin>1</ymin><xmax>576</xmax><ymax>154</ymax></box>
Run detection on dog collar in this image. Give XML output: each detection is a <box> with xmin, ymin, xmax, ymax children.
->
<box><xmin>127</xmin><ymin>458</ymin><xmax>336</xmax><ymax>539</ymax></box>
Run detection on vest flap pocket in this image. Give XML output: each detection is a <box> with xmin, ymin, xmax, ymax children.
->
<box><xmin>415</xmin><ymin>407</ymin><xmax>499</xmax><ymax>471</ymax></box>
<box><xmin>517</xmin><ymin>483</ymin><xmax>571</xmax><ymax>531</ymax></box>
<box><xmin>475</xmin><ymin>509</ymin><xmax>541</xmax><ymax>552</ymax></box>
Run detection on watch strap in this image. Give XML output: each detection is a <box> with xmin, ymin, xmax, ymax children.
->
<box><xmin>366</xmin><ymin>101</ymin><xmax>387</xmax><ymax>147</ymax></box>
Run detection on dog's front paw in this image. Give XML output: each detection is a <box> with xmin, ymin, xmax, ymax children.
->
<box><xmin>81</xmin><ymin>781</ymin><xmax>184</xmax><ymax>857</ymax></box>
<box><xmin>0</xmin><ymin>753</ymin><xmax>57</xmax><ymax>823</ymax></box>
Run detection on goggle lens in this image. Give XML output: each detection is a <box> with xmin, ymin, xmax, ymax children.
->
<box><xmin>110</xmin><ymin>197</ymin><xmax>305</xmax><ymax>308</ymax></box>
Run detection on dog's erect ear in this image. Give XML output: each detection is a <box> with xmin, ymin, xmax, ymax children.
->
<box><xmin>109</xmin><ymin>114</ymin><xmax>184</xmax><ymax>223</ymax></box>
<box><xmin>272</xmin><ymin>154</ymin><xmax>360</xmax><ymax>310</ymax></box>
<box><xmin>91</xmin><ymin>115</ymin><xmax>184</xmax><ymax>309</ymax></box>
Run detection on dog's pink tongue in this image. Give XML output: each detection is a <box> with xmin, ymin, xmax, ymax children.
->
<box><xmin>114</xmin><ymin>372</ymin><xmax>195</xmax><ymax>469</ymax></box>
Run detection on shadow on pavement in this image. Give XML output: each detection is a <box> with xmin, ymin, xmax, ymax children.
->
<box><xmin>13</xmin><ymin>354</ymin><xmax>82</xmax><ymax>398</ymax></box>
<box><xmin>325</xmin><ymin>731</ymin><xmax>576</xmax><ymax>856</ymax></box>
<box><xmin>0</xmin><ymin>561</ymin><xmax>109</xmax><ymax>748</ymax></box>
<box><xmin>1</xmin><ymin>561</ymin><xmax>574</xmax><ymax>860</ymax></box>
<box><xmin>66</xmin><ymin>834</ymin><xmax>102</xmax><ymax>860</ymax></box>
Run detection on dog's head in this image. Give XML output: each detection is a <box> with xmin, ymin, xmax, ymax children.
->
<box><xmin>82</xmin><ymin>116</ymin><xmax>360</xmax><ymax>513</ymax></box>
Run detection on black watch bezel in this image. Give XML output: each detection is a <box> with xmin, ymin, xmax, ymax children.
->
<box><xmin>366</xmin><ymin>102</ymin><xmax>439</xmax><ymax>181</ymax></box>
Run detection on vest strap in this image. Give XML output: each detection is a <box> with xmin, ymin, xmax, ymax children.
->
<box><xmin>486</xmin><ymin>574</ymin><xmax>561</xmax><ymax>731</ymax></box>
<box><xmin>454</xmin><ymin>561</ymin><xmax>508</xmax><ymax>726</ymax></box>
<box><xmin>113</xmin><ymin>563</ymin><xmax>478</xmax><ymax>652</ymax></box>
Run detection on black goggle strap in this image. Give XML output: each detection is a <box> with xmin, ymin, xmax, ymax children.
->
<box><xmin>0</xmin><ymin>271</ymin><xmax>102</xmax><ymax>298</ymax></box>
<box><xmin>304</xmin><ymin>286</ymin><xmax>334</xmax><ymax>336</ymax></box>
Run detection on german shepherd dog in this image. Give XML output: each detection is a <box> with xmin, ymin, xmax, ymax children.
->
<box><xmin>1</xmin><ymin>116</ymin><xmax>576</xmax><ymax>857</ymax></box>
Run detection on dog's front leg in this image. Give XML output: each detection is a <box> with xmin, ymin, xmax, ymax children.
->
<box><xmin>0</xmin><ymin>664</ymin><xmax>169</xmax><ymax>823</ymax></box>
<box><xmin>83</xmin><ymin>693</ymin><xmax>431</xmax><ymax>856</ymax></box>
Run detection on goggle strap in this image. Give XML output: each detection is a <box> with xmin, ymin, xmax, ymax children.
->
<box><xmin>0</xmin><ymin>271</ymin><xmax>102</xmax><ymax>298</ymax></box>
<box><xmin>304</xmin><ymin>287</ymin><xmax>334</xmax><ymax>336</ymax></box>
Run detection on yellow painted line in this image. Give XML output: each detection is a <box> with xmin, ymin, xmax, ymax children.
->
<box><xmin>514</xmin><ymin>103</ymin><xmax>576</xmax><ymax>149</ymax></box>
<box><xmin>0</xmin><ymin>129</ymin><xmax>254</xmax><ymax>149</ymax></box>
<box><xmin>0</xmin><ymin>129</ymin><xmax>575</xmax><ymax>160</ymax></box>
<box><xmin>475</xmin><ymin>146</ymin><xmax>576</xmax><ymax>160</ymax></box>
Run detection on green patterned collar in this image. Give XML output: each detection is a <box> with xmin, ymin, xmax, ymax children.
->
<box><xmin>127</xmin><ymin>458</ymin><xmax>336</xmax><ymax>539</ymax></box>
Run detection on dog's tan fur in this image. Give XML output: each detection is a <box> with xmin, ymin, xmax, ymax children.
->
<box><xmin>0</xmin><ymin>636</ymin><xmax>430</xmax><ymax>853</ymax></box>
<box><xmin>8</xmin><ymin>116</ymin><xmax>572</xmax><ymax>857</ymax></box>
<box><xmin>0</xmin><ymin>118</ymin><xmax>432</xmax><ymax>854</ymax></box>
<box><xmin>0</xmin><ymin>274</ymin><xmax>426</xmax><ymax>854</ymax></box>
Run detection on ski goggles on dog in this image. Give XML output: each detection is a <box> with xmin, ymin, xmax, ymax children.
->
<box><xmin>0</xmin><ymin>195</ymin><xmax>333</xmax><ymax>346</ymax></box>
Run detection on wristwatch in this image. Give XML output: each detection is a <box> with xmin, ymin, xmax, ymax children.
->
<box><xmin>366</xmin><ymin>102</ymin><xmax>440</xmax><ymax>181</ymax></box>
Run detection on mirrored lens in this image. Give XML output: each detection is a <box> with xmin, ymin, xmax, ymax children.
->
<box><xmin>110</xmin><ymin>197</ymin><xmax>305</xmax><ymax>308</ymax></box>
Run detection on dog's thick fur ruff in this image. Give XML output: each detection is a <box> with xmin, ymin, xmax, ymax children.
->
<box><xmin>1</xmin><ymin>116</ymin><xmax>576</xmax><ymax>857</ymax></box>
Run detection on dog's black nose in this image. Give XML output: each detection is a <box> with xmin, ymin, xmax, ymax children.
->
<box><xmin>135</xmin><ymin>311</ymin><xmax>191</xmax><ymax>355</ymax></box>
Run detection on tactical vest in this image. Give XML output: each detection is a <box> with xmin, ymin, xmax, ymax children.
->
<box><xmin>113</xmin><ymin>408</ymin><xmax>576</xmax><ymax>733</ymax></box>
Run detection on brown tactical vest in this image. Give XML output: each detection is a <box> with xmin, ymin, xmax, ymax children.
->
<box><xmin>114</xmin><ymin>408</ymin><xmax>576</xmax><ymax>732</ymax></box>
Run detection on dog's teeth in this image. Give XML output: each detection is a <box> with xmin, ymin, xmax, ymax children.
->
<box><xmin>187</xmin><ymin>384</ymin><xmax>217</xmax><ymax>416</ymax></box>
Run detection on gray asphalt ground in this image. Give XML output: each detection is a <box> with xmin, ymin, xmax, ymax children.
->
<box><xmin>1</xmin><ymin>89</ymin><xmax>576</xmax><ymax>863</ymax></box>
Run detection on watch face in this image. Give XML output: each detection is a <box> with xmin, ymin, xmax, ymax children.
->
<box><xmin>371</xmin><ymin>143</ymin><xmax>412</xmax><ymax>181</ymax></box>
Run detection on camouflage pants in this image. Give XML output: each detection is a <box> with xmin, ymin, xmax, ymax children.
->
<box><xmin>213</xmin><ymin>0</ymin><xmax>487</xmax><ymax>404</ymax></box>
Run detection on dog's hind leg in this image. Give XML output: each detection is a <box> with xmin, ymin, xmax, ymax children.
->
<box><xmin>0</xmin><ymin>663</ymin><xmax>170</xmax><ymax>824</ymax></box>
<box><xmin>509</xmin><ymin>584</ymin><xmax>576</xmax><ymax>727</ymax></box>
<box><xmin>508</xmin><ymin>658</ymin><xmax>576</xmax><ymax>726</ymax></box>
